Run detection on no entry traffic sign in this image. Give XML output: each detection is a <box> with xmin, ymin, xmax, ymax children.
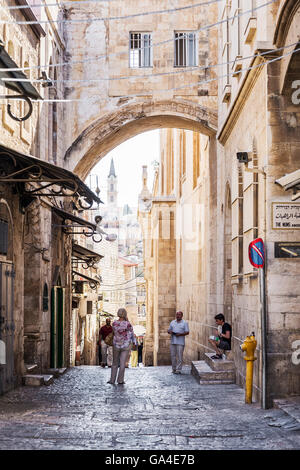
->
<box><xmin>249</xmin><ymin>238</ymin><xmax>265</xmax><ymax>268</ymax></box>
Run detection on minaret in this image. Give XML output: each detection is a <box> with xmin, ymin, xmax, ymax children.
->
<box><xmin>107</xmin><ymin>158</ymin><xmax>118</xmax><ymax>208</ymax></box>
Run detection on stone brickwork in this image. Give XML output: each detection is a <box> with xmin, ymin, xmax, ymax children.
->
<box><xmin>0</xmin><ymin>1</ymin><xmax>70</xmax><ymax>391</ymax></box>
<box><xmin>62</xmin><ymin>0</ymin><xmax>218</xmax><ymax>178</ymax></box>
<box><xmin>216</xmin><ymin>0</ymin><xmax>300</xmax><ymax>404</ymax></box>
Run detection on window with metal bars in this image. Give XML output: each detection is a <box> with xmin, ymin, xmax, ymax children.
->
<box><xmin>174</xmin><ymin>32</ymin><xmax>197</xmax><ymax>67</ymax></box>
<box><xmin>129</xmin><ymin>33</ymin><xmax>152</xmax><ymax>68</ymax></box>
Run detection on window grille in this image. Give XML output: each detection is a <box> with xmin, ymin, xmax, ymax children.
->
<box><xmin>129</xmin><ymin>33</ymin><xmax>152</xmax><ymax>68</ymax></box>
<box><xmin>174</xmin><ymin>32</ymin><xmax>197</xmax><ymax>67</ymax></box>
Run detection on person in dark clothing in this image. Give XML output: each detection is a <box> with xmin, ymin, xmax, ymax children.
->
<box><xmin>138</xmin><ymin>338</ymin><xmax>143</xmax><ymax>364</ymax></box>
<box><xmin>208</xmin><ymin>313</ymin><xmax>232</xmax><ymax>359</ymax></box>
<box><xmin>99</xmin><ymin>318</ymin><xmax>113</xmax><ymax>368</ymax></box>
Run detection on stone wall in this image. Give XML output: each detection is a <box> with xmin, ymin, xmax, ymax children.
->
<box><xmin>62</xmin><ymin>0</ymin><xmax>218</xmax><ymax>177</ymax></box>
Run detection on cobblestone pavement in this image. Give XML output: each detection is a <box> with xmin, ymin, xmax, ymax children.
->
<box><xmin>0</xmin><ymin>365</ymin><xmax>299</xmax><ymax>450</ymax></box>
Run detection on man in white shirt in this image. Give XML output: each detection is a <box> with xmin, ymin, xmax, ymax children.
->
<box><xmin>168</xmin><ymin>311</ymin><xmax>189</xmax><ymax>374</ymax></box>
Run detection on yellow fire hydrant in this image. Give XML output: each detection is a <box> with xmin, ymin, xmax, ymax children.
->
<box><xmin>240</xmin><ymin>333</ymin><xmax>257</xmax><ymax>404</ymax></box>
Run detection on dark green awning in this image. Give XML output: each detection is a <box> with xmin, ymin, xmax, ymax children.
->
<box><xmin>0</xmin><ymin>41</ymin><xmax>42</xmax><ymax>101</ymax></box>
<box><xmin>0</xmin><ymin>143</ymin><xmax>102</xmax><ymax>207</ymax></box>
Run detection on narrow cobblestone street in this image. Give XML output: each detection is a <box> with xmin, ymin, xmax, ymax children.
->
<box><xmin>0</xmin><ymin>365</ymin><xmax>299</xmax><ymax>451</ymax></box>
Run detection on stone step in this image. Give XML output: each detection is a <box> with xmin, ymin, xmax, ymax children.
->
<box><xmin>191</xmin><ymin>360</ymin><xmax>235</xmax><ymax>385</ymax></box>
<box><xmin>45</xmin><ymin>368</ymin><xmax>67</xmax><ymax>378</ymax></box>
<box><xmin>24</xmin><ymin>364</ymin><xmax>38</xmax><ymax>374</ymax></box>
<box><xmin>22</xmin><ymin>374</ymin><xmax>44</xmax><ymax>386</ymax></box>
<box><xmin>43</xmin><ymin>375</ymin><xmax>54</xmax><ymax>386</ymax></box>
<box><xmin>199</xmin><ymin>379</ymin><xmax>236</xmax><ymax>385</ymax></box>
<box><xmin>45</xmin><ymin>368</ymin><xmax>60</xmax><ymax>378</ymax></box>
<box><xmin>204</xmin><ymin>352</ymin><xmax>235</xmax><ymax>371</ymax></box>
<box><xmin>22</xmin><ymin>374</ymin><xmax>54</xmax><ymax>386</ymax></box>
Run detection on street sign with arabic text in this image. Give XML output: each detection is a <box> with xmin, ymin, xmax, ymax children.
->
<box><xmin>272</xmin><ymin>202</ymin><xmax>300</xmax><ymax>229</ymax></box>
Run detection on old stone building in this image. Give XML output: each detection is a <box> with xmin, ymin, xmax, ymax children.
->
<box><xmin>62</xmin><ymin>0</ymin><xmax>218</xmax><ymax>178</ymax></box>
<box><xmin>0</xmin><ymin>1</ymin><xmax>100</xmax><ymax>393</ymax></box>
<box><xmin>215</xmin><ymin>0</ymin><xmax>300</xmax><ymax>404</ymax></box>
<box><xmin>139</xmin><ymin>1</ymin><xmax>300</xmax><ymax>406</ymax></box>
<box><xmin>138</xmin><ymin>128</ymin><xmax>213</xmax><ymax>367</ymax></box>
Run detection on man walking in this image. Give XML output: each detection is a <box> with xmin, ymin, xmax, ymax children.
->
<box><xmin>99</xmin><ymin>318</ymin><xmax>113</xmax><ymax>368</ymax></box>
<box><xmin>168</xmin><ymin>311</ymin><xmax>189</xmax><ymax>374</ymax></box>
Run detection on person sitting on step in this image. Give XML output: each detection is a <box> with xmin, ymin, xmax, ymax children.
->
<box><xmin>208</xmin><ymin>313</ymin><xmax>232</xmax><ymax>360</ymax></box>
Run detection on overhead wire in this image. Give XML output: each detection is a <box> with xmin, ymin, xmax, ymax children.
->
<box><xmin>0</xmin><ymin>0</ymin><xmax>224</xmax><ymax>25</ymax></box>
<box><xmin>5</xmin><ymin>0</ymin><xmax>121</xmax><ymax>10</ymax></box>
<box><xmin>0</xmin><ymin>0</ymin><xmax>275</xmax><ymax>73</ymax></box>
<box><xmin>3</xmin><ymin>40</ymin><xmax>299</xmax><ymax>86</ymax></box>
<box><xmin>1</xmin><ymin>42</ymin><xmax>299</xmax><ymax>103</ymax></box>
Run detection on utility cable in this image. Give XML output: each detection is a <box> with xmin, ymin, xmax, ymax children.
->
<box><xmin>0</xmin><ymin>0</ymin><xmax>223</xmax><ymax>25</ymax></box>
<box><xmin>0</xmin><ymin>0</ymin><xmax>275</xmax><ymax>73</ymax></box>
<box><xmin>5</xmin><ymin>0</ymin><xmax>121</xmax><ymax>10</ymax></box>
<box><xmin>1</xmin><ymin>42</ymin><xmax>299</xmax><ymax>103</ymax></box>
<box><xmin>3</xmin><ymin>40</ymin><xmax>299</xmax><ymax>86</ymax></box>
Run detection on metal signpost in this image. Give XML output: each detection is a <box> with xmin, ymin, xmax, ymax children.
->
<box><xmin>248</xmin><ymin>238</ymin><xmax>267</xmax><ymax>409</ymax></box>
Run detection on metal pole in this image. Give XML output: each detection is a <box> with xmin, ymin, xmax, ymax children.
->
<box><xmin>259</xmin><ymin>266</ymin><xmax>267</xmax><ymax>409</ymax></box>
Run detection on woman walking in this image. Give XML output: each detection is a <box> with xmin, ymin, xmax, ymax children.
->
<box><xmin>107</xmin><ymin>308</ymin><xmax>133</xmax><ymax>385</ymax></box>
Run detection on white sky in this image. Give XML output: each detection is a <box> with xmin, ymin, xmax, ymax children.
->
<box><xmin>87</xmin><ymin>130</ymin><xmax>160</xmax><ymax>208</ymax></box>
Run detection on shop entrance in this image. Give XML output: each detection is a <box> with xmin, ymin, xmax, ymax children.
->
<box><xmin>0</xmin><ymin>261</ymin><xmax>15</xmax><ymax>395</ymax></box>
<box><xmin>50</xmin><ymin>286</ymin><xmax>65</xmax><ymax>368</ymax></box>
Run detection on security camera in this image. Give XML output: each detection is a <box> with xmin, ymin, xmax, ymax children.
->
<box><xmin>236</xmin><ymin>152</ymin><xmax>249</xmax><ymax>164</ymax></box>
<box><xmin>95</xmin><ymin>215</ymin><xmax>103</xmax><ymax>224</ymax></box>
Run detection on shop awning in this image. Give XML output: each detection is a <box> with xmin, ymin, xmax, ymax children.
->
<box><xmin>0</xmin><ymin>144</ymin><xmax>102</xmax><ymax>209</ymax></box>
<box><xmin>72</xmin><ymin>242</ymin><xmax>103</xmax><ymax>269</ymax></box>
<box><xmin>0</xmin><ymin>40</ymin><xmax>42</xmax><ymax>121</ymax></box>
<box><xmin>52</xmin><ymin>207</ymin><xmax>97</xmax><ymax>232</ymax></box>
<box><xmin>72</xmin><ymin>270</ymin><xmax>100</xmax><ymax>289</ymax></box>
<box><xmin>0</xmin><ymin>41</ymin><xmax>42</xmax><ymax>100</ymax></box>
<box><xmin>15</xmin><ymin>1</ymin><xmax>46</xmax><ymax>38</ymax></box>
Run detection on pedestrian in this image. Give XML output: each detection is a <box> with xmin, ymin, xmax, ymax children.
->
<box><xmin>130</xmin><ymin>335</ymin><xmax>138</xmax><ymax>368</ymax></box>
<box><xmin>167</xmin><ymin>311</ymin><xmax>189</xmax><ymax>374</ymax></box>
<box><xmin>208</xmin><ymin>313</ymin><xmax>232</xmax><ymax>359</ymax></box>
<box><xmin>107</xmin><ymin>308</ymin><xmax>134</xmax><ymax>385</ymax></box>
<box><xmin>99</xmin><ymin>318</ymin><xmax>113</xmax><ymax>368</ymax></box>
<box><xmin>138</xmin><ymin>338</ymin><xmax>143</xmax><ymax>365</ymax></box>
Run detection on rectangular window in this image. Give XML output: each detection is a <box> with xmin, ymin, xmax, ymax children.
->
<box><xmin>174</xmin><ymin>32</ymin><xmax>197</xmax><ymax>67</ymax></box>
<box><xmin>129</xmin><ymin>33</ymin><xmax>152</xmax><ymax>68</ymax></box>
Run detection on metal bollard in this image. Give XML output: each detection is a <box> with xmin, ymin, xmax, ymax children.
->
<box><xmin>240</xmin><ymin>332</ymin><xmax>257</xmax><ymax>404</ymax></box>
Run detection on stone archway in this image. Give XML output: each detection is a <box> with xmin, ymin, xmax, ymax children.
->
<box><xmin>64</xmin><ymin>99</ymin><xmax>217</xmax><ymax>180</ymax></box>
<box><xmin>274</xmin><ymin>0</ymin><xmax>300</xmax><ymax>47</ymax></box>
